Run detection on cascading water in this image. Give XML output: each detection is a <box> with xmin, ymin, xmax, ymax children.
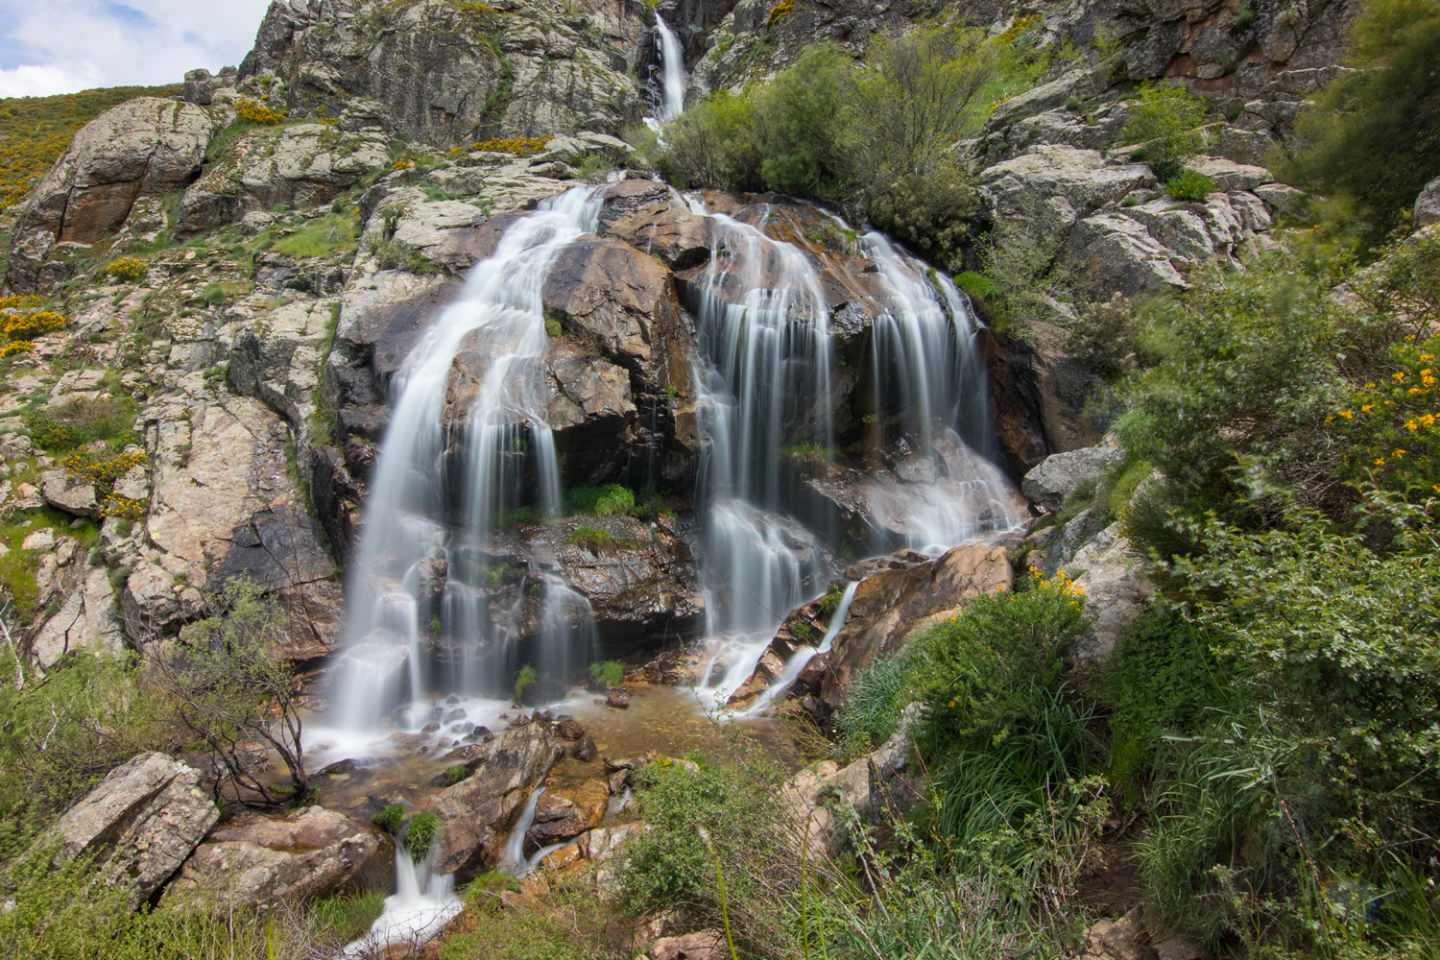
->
<box><xmin>321</xmin><ymin>187</ymin><xmax>605</xmax><ymax>746</ymax></box>
<box><xmin>690</xmin><ymin>205</ymin><xmax>835</xmax><ymax>705</ymax></box>
<box><xmin>738</xmin><ymin>581</ymin><xmax>859</xmax><ymax>717</ymax></box>
<box><xmin>653</xmin><ymin>15</ymin><xmax>687</xmax><ymax>122</ymax></box>
<box><xmin>861</xmin><ymin>233</ymin><xmax>1023</xmax><ymax>551</ymax></box>
<box><xmin>345</xmin><ymin>848</ymin><xmax>461</xmax><ymax>957</ymax></box>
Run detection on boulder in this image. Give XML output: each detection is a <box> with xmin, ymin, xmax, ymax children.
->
<box><xmin>1021</xmin><ymin>440</ymin><xmax>1126</xmax><ymax>512</ymax></box>
<box><xmin>425</xmin><ymin>722</ymin><xmax>565</xmax><ymax>879</ymax></box>
<box><xmin>979</xmin><ymin>145</ymin><xmax>1156</xmax><ymax>232</ymax></box>
<box><xmin>40</xmin><ymin>470</ymin><xmax>101</xmax><ymax>519</ymax></box>
<box><xmin>814</xmin><ymin>542</ymin><xmax>1013</xmax><ymax>717</ymax></box>
<box><xmin>29</xmin><ymin>565</ymin><xmax>124</xmax><ymax>672</ymax></box>
<box><xmin>1079</xmin><ymin>910</ymin><xmax>1151</xmax><ymax>960</ymax></box>
<box><xmin>525</xmin><ymin>778</ymin><xmax>610</xmax><ymax>846</ymax></box>
<box><xmin>163</xmin><ymin>807</ymin><xmax>383</xmax><ymax>911</ymax></box>
<box><xmin>596</xmin><ymin>179</ymin><xmax>713</xmax><ymax>270</ymax></box>
<box><xmin>1187</xmin><ymin>156</ymin><xmax>1272</xmax><ymax>193</ymax></box>
<box><xmin>1416</xmin><ymin>176</ymin><xmax>1440</xmax><ymax>230</ymax></box>
<box><xmin>1065</xmin><ymin>212</ymin><xmax>1187</xmax><ymax>294</ymax></box>
<box><xmin>1062</xmin><ymin>522</ymin><xmax>1153</xmax><ymax>663</ymax></box>
<box><xmin>649</xmin><ymin>930</ymin><xmax>727</xmax><ymax>960</ymax></box>
<box><xmin>7</xmin><ymin>98</ymin><xmax>214</xmax><ymax>290</ymax></box>
<box><xmin>52</xmin><ymin>753</ymin><xmax>219</xmax><ymax>909</ymax></box>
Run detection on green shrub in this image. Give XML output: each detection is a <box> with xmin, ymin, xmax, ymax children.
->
<box><xmin>1121</xmin><ymin>83</ymin><xmax>1211</xmax><ymax>180</ymax></box>
<box><xmin>589</xmin><ymin>660</ymin><xmax>625</xmax><ymax>688</ymax></box>
<box><xmin>835</xmin><ymin>650</ymin><xmax>915</xmax><ymax>759</ymax></box>
<box><xmin>563</xmin><ymin>483</ymin><xmax>636</xmax><ymax>517</ymax></box>
<box><xmin>272</xmin><ymin>210</ymin><xmax>360</xmax><ymax>259</ymax></box>
<box><xmin>513</xmin><ymin>664</ymin><xmax>538</xmax><ymax>702</ymax></box>
<box><xmin>22</xmin><ymin>395</ymin><xmax>139</xmax><ymax>453</ymax></box>
<box><xmin>1283</xmin><ymin>0</ymin><xmax>1440</xmax><ymax>247</ymax></box>
<box><xmin>403</xmin><ymin>811</ymin><xmax>441</xmax><ymax>862</ymax></box>
<box><xmin>619</xmin><ymin>754</ymin><xmax>784</xmax><ymax>917</ymax></box>
<box><xmin>1164</xmin><ymin>168</ymin><xmax>1217</xmax><ymax>201</ymax></box>
<box><xmin>910</xmin><ymin>573</ymin><xmax>1093</xmax><ymax>843</ymax></box>
<box><xmin>564</xmin><ymin>526</ymin><xmax>616</xmax><ymax>552</ymax></box>
<box><xmin>372</xmin><ymin>803</ymin><xmax>406</xmax><ymax>833</ymax></box>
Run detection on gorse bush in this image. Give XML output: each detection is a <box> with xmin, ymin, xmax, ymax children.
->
<box><xmin>1164</xmin><ymin>168</ymin><xmax>1217</xmax><ymax>202</ymax></box>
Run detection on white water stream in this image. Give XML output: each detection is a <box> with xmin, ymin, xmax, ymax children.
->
<box><xmin>345</xmin><ymin>849</ymin><xmax>462</xmax><ymax>957</ymax></box>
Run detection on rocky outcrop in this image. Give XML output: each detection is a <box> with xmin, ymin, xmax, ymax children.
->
<box><xmin>1062</xmin><ymin>522</ymin><xmax>1153</xmax><ymax>663</ymax></box>
<box><xmin>1022</xmin><ymin>438</ymin><xmax>1125</xmax><ymax>512</ymax></box>
<box><xmin>240</xmin><ymin>0</ymin><xmax>645</xmax><ymax>144</ymax></box>
<box><xmin>163</xmin><ymin>806</ymin><xmax>384</xmax><ymax>911</ymax></box>
<box><xmin>7</xmin><ymin>97</ymin><xmax>216</xmax><ymax>291</ymax></box>
<box><xmin>1416</xmin><ymin>176</ymin><xmax>1440</xmax><ymax>230</ymax></box>
<box><xmin>425</xmin><ymin>721</ymin><xmax>565</xmax><ymax>879</ymax></box>
<box><xmin>52</xmin><ymin>753</ymin><xmax>220</xmax><ymax>909</ymax></box>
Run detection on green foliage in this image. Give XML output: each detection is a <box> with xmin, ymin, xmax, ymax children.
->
<box><xmin>1283</xmin><ymin>0</ymin><xmax>1440</xmax><ymax>247</ymax></box>
<box><xmin>372</xmin><ymin>803</ymin><xmax>406</xmax><ymax>833</ymax></box>
<box><xmin>834</xmin><ymin>650</ymin><xmax>914</xmax><ymax>759</ymax></box>
<box><xmin>404</xmin><ymin>811</ymin><xmax>442</xmax><ymax>862</ymax></box>
<box><xmin>271</xmin><ymin>210</ymin><xmax>360</xmax><ymax>259</ymax></box>
<box><xmin>310</xmin><ymin>891</ymin><xmax>386</xmax><ymax>944</ymax></box>
<box><xmin>910</xmin><ymin>573</ymin><xmax>1092</xmax><ymax>844</ymax></box>
<box><xmin>23</xmin><ymin>394</ymin><xmax>139</xmax><ymax>453</ymax></box>
<box><xmin>620</xmin><ymin>754</ymin><xmax>784</xmax><ymax>918</ymax></box>
<box><xmin>514</xmin><ymin>663</ymin><xmax>538</xmax><ymax>702</ymax></box>
<box><xmin>564</xmin><ymin>526</ymin><xmax>617</xmax><ymax>552</ymax></box>
<box><xmin>973</xmin><ymin>218</ymin><xmax>1071</xmax><ymax>334</ymax></box>
<box><xmin>439</xmin><ymin>875</ymin><xmax>625</xmax><ymax>960</ymax></box>
<box><xmin>656</xmin><ymin>90</ymin><xmax>762</xmax><ymax>192</ymax></box>
<box><xmin>1164</xmin><ymin>168</ymin><xmax>1217</xmax><ymax>202</ymax></box>
<box><xmin>589</xmin><ymin>659</ymin><xmax>625</xmax><ymax>688</ymax></box>
<box><xmin>1121</xmin><ymin>83</ymin><xmax>1211</xmax><ymax>179</ymax></box>
<box><xmin>815</xmin><ymin>585</ymin><xmax>845</xmax><ymax>618</ymax></box>
<box><xmin>0</xmin><ymin>84</ymin><xmax>182</xmax><ymax>211</ymax></box>
<box><xmin>443</xmin><ymin>764</ymin><xmax>469</xmax><ymax>785</ymax></box>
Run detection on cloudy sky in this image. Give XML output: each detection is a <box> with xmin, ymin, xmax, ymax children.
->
<box><xmin>0</xmin><ymin>0</ymin><xmax>271</xmax><ymax>98</ymax></box>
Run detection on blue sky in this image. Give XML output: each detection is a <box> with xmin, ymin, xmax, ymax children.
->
<box><xmin>0</xmin><ymin>0</ymin><xmax>271</xmax><ymax>98</ymax></box>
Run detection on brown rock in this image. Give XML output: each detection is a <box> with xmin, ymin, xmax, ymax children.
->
<box><xmin>649</xmin><ymin>930</ymin><xmax>726</xmax><ymax>960</ymax></box>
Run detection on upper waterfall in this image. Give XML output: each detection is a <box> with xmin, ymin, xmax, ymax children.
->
<box><xmin>654</xmin><ymin>15</ymin><xmax>687</xmax><ymax>122</ymax></box>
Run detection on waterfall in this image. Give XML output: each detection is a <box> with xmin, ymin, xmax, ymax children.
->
<box><xmin>654</xmin><ymin>15</ymin><xmax>687</xmax><ymax>122</ymax></box>
<box><xmin>499</xmin><ymin>786</ymin><xmax>545</xmax><ymax>874</ymax></box>
<box><xmin>344</xmin><ymin>848</ymin><xmax>461</xmax><ymax>956</ymax></box>
<box><xmin>690</xmin><ymin>204</ymin><xmax>834</xmax><ymax>705</ymax></box>
<box><xmin>737</xmin><ymin>580</ymin><xmax>859</xmax><ymax>717</ymax></box>
<box><xmin>325</xmin><ymin>187</ymin><xmax>604</xmax><ymax>738</ymax></box>
<box><xmin>861</xmin><ymin>233</ymin><xmax>1024</xmax><ymax>552</ymax></box>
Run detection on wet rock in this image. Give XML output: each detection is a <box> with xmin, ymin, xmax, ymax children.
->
<box><xmin>573</xmin><ymin>737</ymin><xmax>598</xmax><ymax>762</ymax></box>
<box><xmin>1022</xmin><ymin>439</ymin><xmax>1126</xmax><ymax>513</ymax></box>
<box><xmin>815</xmin><ymin>542</ymin><xmax>1013</xmax><ymax>719</ymax></box>
<box><xmin>605</xmin><ymin>688</ymin><xmax>632</xmax><ymax>709</ymax></box>
<box><xmin>163</xmin><ymin>806</ymin><xmax>383</xmax><ymax>912</ymax></box>
<box><xmin>426</xmin><ymin>722</ymin><xmax>565</xmax><ymax>879</ymax></box>
<box><xmin>51</xmin><ymin>753</ymin><xmax>219</xmax><ymax>909</ymax></box>
<box><xmin>596</xmin><ymin>179</ymin><xmax>712</xmax><ymax>270</ymax></box>
<box><xmin>526</xmin><ymin>779</ymin><xmax>609</xmax><ymax>845</ymax></box>
<box><xmin>8</xmin><ymin>98</ymin><xmax>215</xmax><ymax>291</ymax></box>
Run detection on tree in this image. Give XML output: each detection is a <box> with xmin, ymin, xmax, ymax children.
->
<box><xmin>153</xmin><ymin>577</ymin><xmax>309</xmax><ymax>806</ymax></box>
<box><xmin>1120</xmin><ymin>83</ymin><xmax>1210</xmax><ymax>180</ymax></box>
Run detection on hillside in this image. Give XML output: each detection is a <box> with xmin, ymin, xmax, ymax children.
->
<box><xmin>0</xmin><ymin>1</ymin><xmax>1437</xmax><ymax>959</ymax></box>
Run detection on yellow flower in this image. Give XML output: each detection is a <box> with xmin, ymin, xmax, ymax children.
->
<box><xmin>1394</xmin><ymin>371</ymin><xmax>1407</xmax><ymax>383</ymax></box>
<box><xmin>1364</xmin><ymin>382</ymin><xmax>1377</xmax><ymax>390</ymax></box>
<box><xmin>1409</xmin><ymin>387</ymin><xmax>1424</xmax><ymax>395</ymax></box>
<box><xmin>1338</xmin><ymin>409</ymin><xmax>1355</xmax><ymax>420</ymax></box>
<box><xmin>1392</xmin><ymin>448</ymin><xmax>1406</xmax><ymax>458</ymax></box>
<box><xmin>1421</xmin><ymin>414</ymin><xmax>1437</xmax><ymax>427</ymax></box>
<box><xmin>1407</xmin><ymin>419</ymin><xmax>1420</xmax><ymax>431</ymax></box>
<box><xmin>1433</xmin><ymin>484</ymin><xmax>1440</xmax><ymax>495</ymax></box>
<box><xmin>1361</xmin><ymin>403</ymin><xmax>1374</xmax><ymax>414</ymax></box>
<box><xmin>1374</xmin><ymin>457</ymin><xmax>1387</xmax><ymax>466</ymax></box>
<box><xmin>1421</xmin><ymin>354</ymin><xmax>1435</xmax><ymax>363</ymax></box>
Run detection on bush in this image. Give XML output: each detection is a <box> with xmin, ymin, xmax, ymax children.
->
<box><xmin>372</xmin><ymin>803</ymin><xmax>406</xmax><ymax>833</ymax></box>
<box><xmin>102</xmin><ymin>256</ymin><xmax>148</xmax><ymax>283</ymax></box>
<box><xmin>1283</xmin><ymin>0</ymin><xmax>1440</xmax><ymax>247</ymax></box>
<box><xmin>910</xmin><ymin>572</ymin><xmax>1094</xmax><ymax>844</ymax></box>
<box><xmin>403</xmin><ymin>811</ymin><xmax>441</xmax><ymax>862</ymax></box>
<box><xmin>234</xmin><ymin>97</ymin><xmax>286</xmax><ymax>125</ymax></box>
<box><xmin>22</xmin><ymin>394</ymin><xmax>139</xmax><ymax>454</ymax></box>
<box><xmin>1</xmin><ymin>309</ymin><xmax>64</xmax><ymax>341</ymax></box>
<box><xmin>834</xmin><ymin>650</ymin><xmax>915</xmax><ymax>758</ymax></box>
<box><xmin>1121</xmin><ymin>83</ymin><xmax>1211</xmax><ymax>180</ymax></box>
<box><xmin>564</xmin><ymin>526</ymin><xmax>616</xmax><ymax>552</ymax></box>
<box><xmin>593</xmin><ymin>484</ymin><xmax>636</xmax><ymax>517</ymax></box>
<box><xmin>513</xmin><ymin>663</ymin><xmax>537</xmax><ymax>702</ymax></box>
<box><xmin>1164</xmin><ymin>168</ymin><xmax>1217</xmax><ymax>201</ymax></box>
<box><xmin>589</xmin><ymin>660</ymin><xmax>625</xmax><ymax>689</ymax></box>
<box><xmin>620</xmin><ymin>754</ymin><xmax>784</xmax><ymax>919</ymax></box>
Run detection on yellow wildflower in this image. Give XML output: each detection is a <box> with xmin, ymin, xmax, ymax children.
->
<box><xmin>1407</xmin><ymin>419</ymin><xmax>1420</xmax><ymax>431</ymax></box>
<box><xmin>1392</xmin><ymin>449</ymin><xmax>1407</xmax><ymax>458</ymax></box>
<box><xmin>1374</xmin><ymin>457</ymin><xmax>1387</xmax><ymax>466</ymax></box>
<box><xmin>1361</xmin><ymin>403</ymin><xmax>1374</xmax><ymax>414</ymax></box>
<box><xmin>1394</xmin><ymin>371</ymin><xmax>1407</xmax><ymax>383</ymax></box>
<box><xmin>1338</xmin><ymin>409</ymin><xmax>1355</xmax><ymax>420</ymax></box>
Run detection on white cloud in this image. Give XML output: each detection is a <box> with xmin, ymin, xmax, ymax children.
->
<box><xmin>0</xmin><ymin>0</ymin><xmax>272</xmax><ymax>96</ymax></box>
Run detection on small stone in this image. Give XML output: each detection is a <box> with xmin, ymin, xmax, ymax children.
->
<box><xmin>21</xmin><ymin>529</ymin><xmax>55</xmax><ymax>552</ymax></box>
<box><xmin>605</xmin><ymin>688</ymin><xmax>631</xmax><ymax>709</ymax></box>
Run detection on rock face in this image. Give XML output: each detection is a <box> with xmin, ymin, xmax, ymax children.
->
<box><xmin>52</xmin><ymin>753</ymin><xmax>220</xmax><ymax>909</ymax></box>
<box><xmin>1062</xmin><ymin>522</ymin><xmax>1153</xmax><ymax>663</ymax></box>
<box><xmin>7</xmin><ymin>98</ymin><xmax>215</xmax><ymax>290</ymax></box>
<box><xmin>1416</xmin><ymin>176</ymin><xmax>1440</xmax><ymax>230</ymax></box>
<box><xmin>240</xmin><ymin>0</ymin><xmax>645</xmax><ymax>144</ymax></box>
<box><xmin>1022</xmin><ymin>439</ymin><xmax>1126</xmax><ymax>512</ymax></box>
<box><xmin>164</xmin><ymin>806</ymin><xmax>384</xmax><ymax>911</ymax></box>
<box><xmin>426</xmin><ymin>722</ymin><xmax>565</xmax><ymax>879</ymax></box>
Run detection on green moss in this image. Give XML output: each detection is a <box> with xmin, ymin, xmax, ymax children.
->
<box><xmin>564</xmin><ymin>526</ymin><xmax>617</xmax><ymax>552</ymax></box>
<box><xmin>372</xmin><ymin>803</ymin><xmax>406</xmax><ymax>833</ymax></box>
<box><xmin>271</xmin><ymin>211</ymin><xmax>360</xmax><ymax>259</ymax></box>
